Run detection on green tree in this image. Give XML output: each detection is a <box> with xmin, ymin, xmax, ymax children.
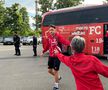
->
<box><xmin>35</xmin><ymin>15</ymin><xmax>42</xmax><ymax>29</ymax></box>
<box><xmin>38</xmin><ymin>0</ymin><xmax>53</xmax><ymax>14</ymax></box>
<box><xmin>4</xmin><ymin>3</ymin><xmax>22</xmax><ymax>33</ymax></box>
<box><xmin>0</xmin><ymin>2</ymin><xmax>6</xmax><ymax>35</ymax></box>
<box><xmin>54</xmin><ymin>0</ymin><xmax>84</xmax><ymax>9</ymax></box>
<box><xmin>3</xmin><ymin>3</ymin><xmax>31</xmax><ymax>36</ymax></box>
<box><xmin>19</xmin><ymin>7</ymin><xmax>31</xmax><ymax>35</ymax></box>
<box><xmin>39</xmin><ymin>0</ymin><xmax>84</xmax><ymax>15</ymax></box>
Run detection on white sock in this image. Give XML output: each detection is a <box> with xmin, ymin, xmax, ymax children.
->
<box><xmin>54</xmin><ymin>82</ymin><xmax>59</xmax><ymax>88</ymax></box>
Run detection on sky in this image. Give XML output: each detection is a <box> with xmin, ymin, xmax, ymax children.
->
<box><xmin>83</xmin><ymin>0</ymin><xmax>105</xmax><ymax>4</ymax></box>
<box><xmin>4</xmin><ymin>0</ymin><xmax>106</xmax><ymax>29</ymax></box>
<box><xmin>5</xmin><ymin>0</ymin><xmax>35</xmax><ymax>16</ymax></box>
<box><xmin>5</xmin><ymin>0</ymin><xmax>106</xmax><ymax>17</ymax></box>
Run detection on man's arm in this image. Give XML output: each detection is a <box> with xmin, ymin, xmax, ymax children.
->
<box><xmin>57</xmin><ymin>33</ymin><xmax>70</xmax><ymax>46</ymax></box>
<box><xmin>93</xmin><ymin>56</ymin><xmax>108</xmax><ymax>77</ymax></box>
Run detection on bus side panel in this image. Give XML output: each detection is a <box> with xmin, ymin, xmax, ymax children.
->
<box><xmin>57</xmin><ymin>25</ymin><xmax>73</xmax><ymax>53</ymax></box>
<box><xmin>87</xmin><ymin>23</ymin><xmax>103</xmax><ymax>55</ymax></box>
<box><xmin>57</xmin><ymin>25</ymin><xmax>89</xmax><ymax>54</ymax></box>
<box><xmin>59</xmin><ymin>23</ymin><xmax>104</xmax><ymax>55</ymax></box>
<box><xmin>41</xmin><ymin>23</ymin><xmax>104</xmax><ymax>56</ymax></box>
<box><xmin>70</xmin><ymin>24</ymin><xmax>89</xmax><ymax>54</ymax></box>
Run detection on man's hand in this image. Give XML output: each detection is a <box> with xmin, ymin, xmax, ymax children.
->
<box><xmin>56</xmin><ymin>46</ymin><xmax>61</xmax><ymax>52</ymax></box>
<box><xmin>40</xmin><ymin>52</ymin><xmax>44</xmax><ymax>57</ymax></box>
<box><xmin>54</xmin><ymin>47</ymin><xmax>61</xmax><ymax>55</ymax></box>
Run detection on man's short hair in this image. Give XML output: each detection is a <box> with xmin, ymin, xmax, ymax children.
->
<box><xmin>71</xmin><ymin>36</ymin><xmax>85</xmax><ymax>53</ymax></box>
<box><xmin>49</xmin><ymin>24</ymin><xmax>56</xmax><ymax>29</ymax></box>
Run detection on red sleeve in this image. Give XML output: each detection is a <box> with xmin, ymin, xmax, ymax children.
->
<box><xmin>93</xmin><ymin>56</ymin><xmax>108</xmax><ymax>77</ymax></box>
<box><xmin>43</xmin><ymin>38</ymin><xmax>49</xmax><ymax>53</ymax></box>
<box><xmin>56</xmin><ymin>53</ymin><xmax>71</xmax><ymax>67</ymax></box>
<box><xmin>57</xmin><ymin>33</ymin><xmax>70</xmax><ymax>46</ymax></box>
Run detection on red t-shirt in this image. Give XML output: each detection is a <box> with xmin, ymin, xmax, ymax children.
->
<box><xmin>43</xmin><ymin>32</ymin><xmax>70</xmax><ymax>57</ymax></box>
<box><xmin>57</xmin><ymin>53</ymin><xmax>108</xmax><ymax>90</ymax></box>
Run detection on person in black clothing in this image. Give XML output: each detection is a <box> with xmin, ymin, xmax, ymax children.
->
<box><xmin>33</xmin><ymin>35</ymin><xmax>37</xmax><ymax>56</ymax></box>
<box><xmin>13</xmin><ymin>32</ymin><xmax>21</xmax><ymax>56</ymax></box>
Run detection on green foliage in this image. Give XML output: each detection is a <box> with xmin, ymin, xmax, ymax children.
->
<box><xmin>55</xmin><ymin>0</ymin><xmax>84</xmax><ymax>9</ymax></box>
<box><xmin>2</xmin><ymin>29</ymin><xmax>12</xmax><ymax>36</ymax></box>
<box><xmin>38</xmin><ymin>0</ymin><xmax>53</xmax><ymax>14</ymax></box>
<box><xmin>0</xmin><ymin>3</ymin><xmax>32</xmax><ymax>36</ymax></box>
<box><xmin>35</xmin><ymin>15</ymin><xmax>42</xmax><ymax>29</ymax></box>
<box><xmin>0</xmin><ymin>2</ymin><xmax>6</xmax><ymax>35</ymax></box>
<box><xmin>38</xmin><ymin>0</ymin><xmax>84</xmax><ymax>15</ymax></box>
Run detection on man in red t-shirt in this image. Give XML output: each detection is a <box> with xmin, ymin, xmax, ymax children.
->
<box><xmin>41</xmin><ymin>25</ymin><xmax>70</xmax><ymax>90</ymax></box>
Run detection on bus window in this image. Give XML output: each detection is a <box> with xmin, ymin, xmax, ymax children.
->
<box><xmin>55</xmin><ymin>11</ymin><xmax>81</xmax><ymax>25</ymax></box>
<box><xmin>43</xmin><ymin>14</ymin><xmax>56</xmax><ymax>26</ymax></box>
<box><xmin>43</xmin><ymin>6</ymin><xmax>108</xmax><ymax>26</ymax></box>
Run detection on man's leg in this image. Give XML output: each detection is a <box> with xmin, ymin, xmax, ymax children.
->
<box><xmin>18</xmin><ymin>47</ymin><xmax>21</xmax><ymax>55</ymax></box>
<box><xmin>16</xmin><ymin>46</ymin><xmax>21</xmax><ymax>56</ymax></box>
<box><xmin>54</xmin><ymin>70</ymin><xmax>59</xmax><ymax>83</ymax></box>
<box><xmin>35</xmin><ymin>47</ymin><xmax>37</xmax><ymax>56</ymax></box>
<box><xmin>53</xmin><ymin>57</ymin><xmax>61</xmax><ymax>89</ymax></box>
<box><xmin>53</xmin><ymin>70</ymin><xmax>60</xmax><ymax>89</ymax></box>
<box><xmin>14</xmin><ymin>46</ymin><xmax>17</xmax><ymax>55</ymax></box>
<box><xmin>48</xmin><ymin>69</ymin><xmax>54</xmax><ymax>76</ymax></box>
<box><xmin>48</xmin><ymin>56</ymin><xmax>54</xmax><ymax>76</ymax></box>
<box><xmin>33</xmin><ymin>47</ymin><xmax>37</xmax><ymax>56</ymax></box>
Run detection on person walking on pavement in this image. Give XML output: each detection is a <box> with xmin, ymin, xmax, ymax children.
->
<box><xmin>33</xmin><ymin>35</ymin><xmax>37</xmax><ymax>56</ymax></box>
<box><xmin>54</xmin><ymin>36</ymin><xmax>108</xmax><ymax>90</ymax></box>
<box><xmin>13</xmin><ymin>32</ymin><xmax>21</xmax><ymax>56</ymax></box>
<box><xmin>41</xmin><ymin>25</ymin><xmax>70</xmax><ymax>90</ymax></box>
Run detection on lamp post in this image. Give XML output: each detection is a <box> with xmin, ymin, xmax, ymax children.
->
<box><xmin>35</xmin><ymin>0</ymin><xmax>38</xmax><ymax>30</ymax></box>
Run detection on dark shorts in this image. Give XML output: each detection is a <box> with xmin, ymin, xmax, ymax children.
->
<box><xmin>48</xmin><ymin>56</ymin><xmax>61</xmax><ymax>71</ymax></box>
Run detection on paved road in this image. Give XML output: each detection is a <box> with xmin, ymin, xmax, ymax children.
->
<box><xmin>0</xmin><ymin>44</ymin><xmax>108</xmax><ymax>90</ymax></box>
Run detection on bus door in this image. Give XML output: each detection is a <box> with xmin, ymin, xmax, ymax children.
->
<box><xmin>87</xmin><ymin>24</ymin><xmax>103</xmax><ymax>55</ymax></box>
<box><xmin>104</xmin><ymin>24</ymin><xmax>108</xmax><ymax>54</ymax></box>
